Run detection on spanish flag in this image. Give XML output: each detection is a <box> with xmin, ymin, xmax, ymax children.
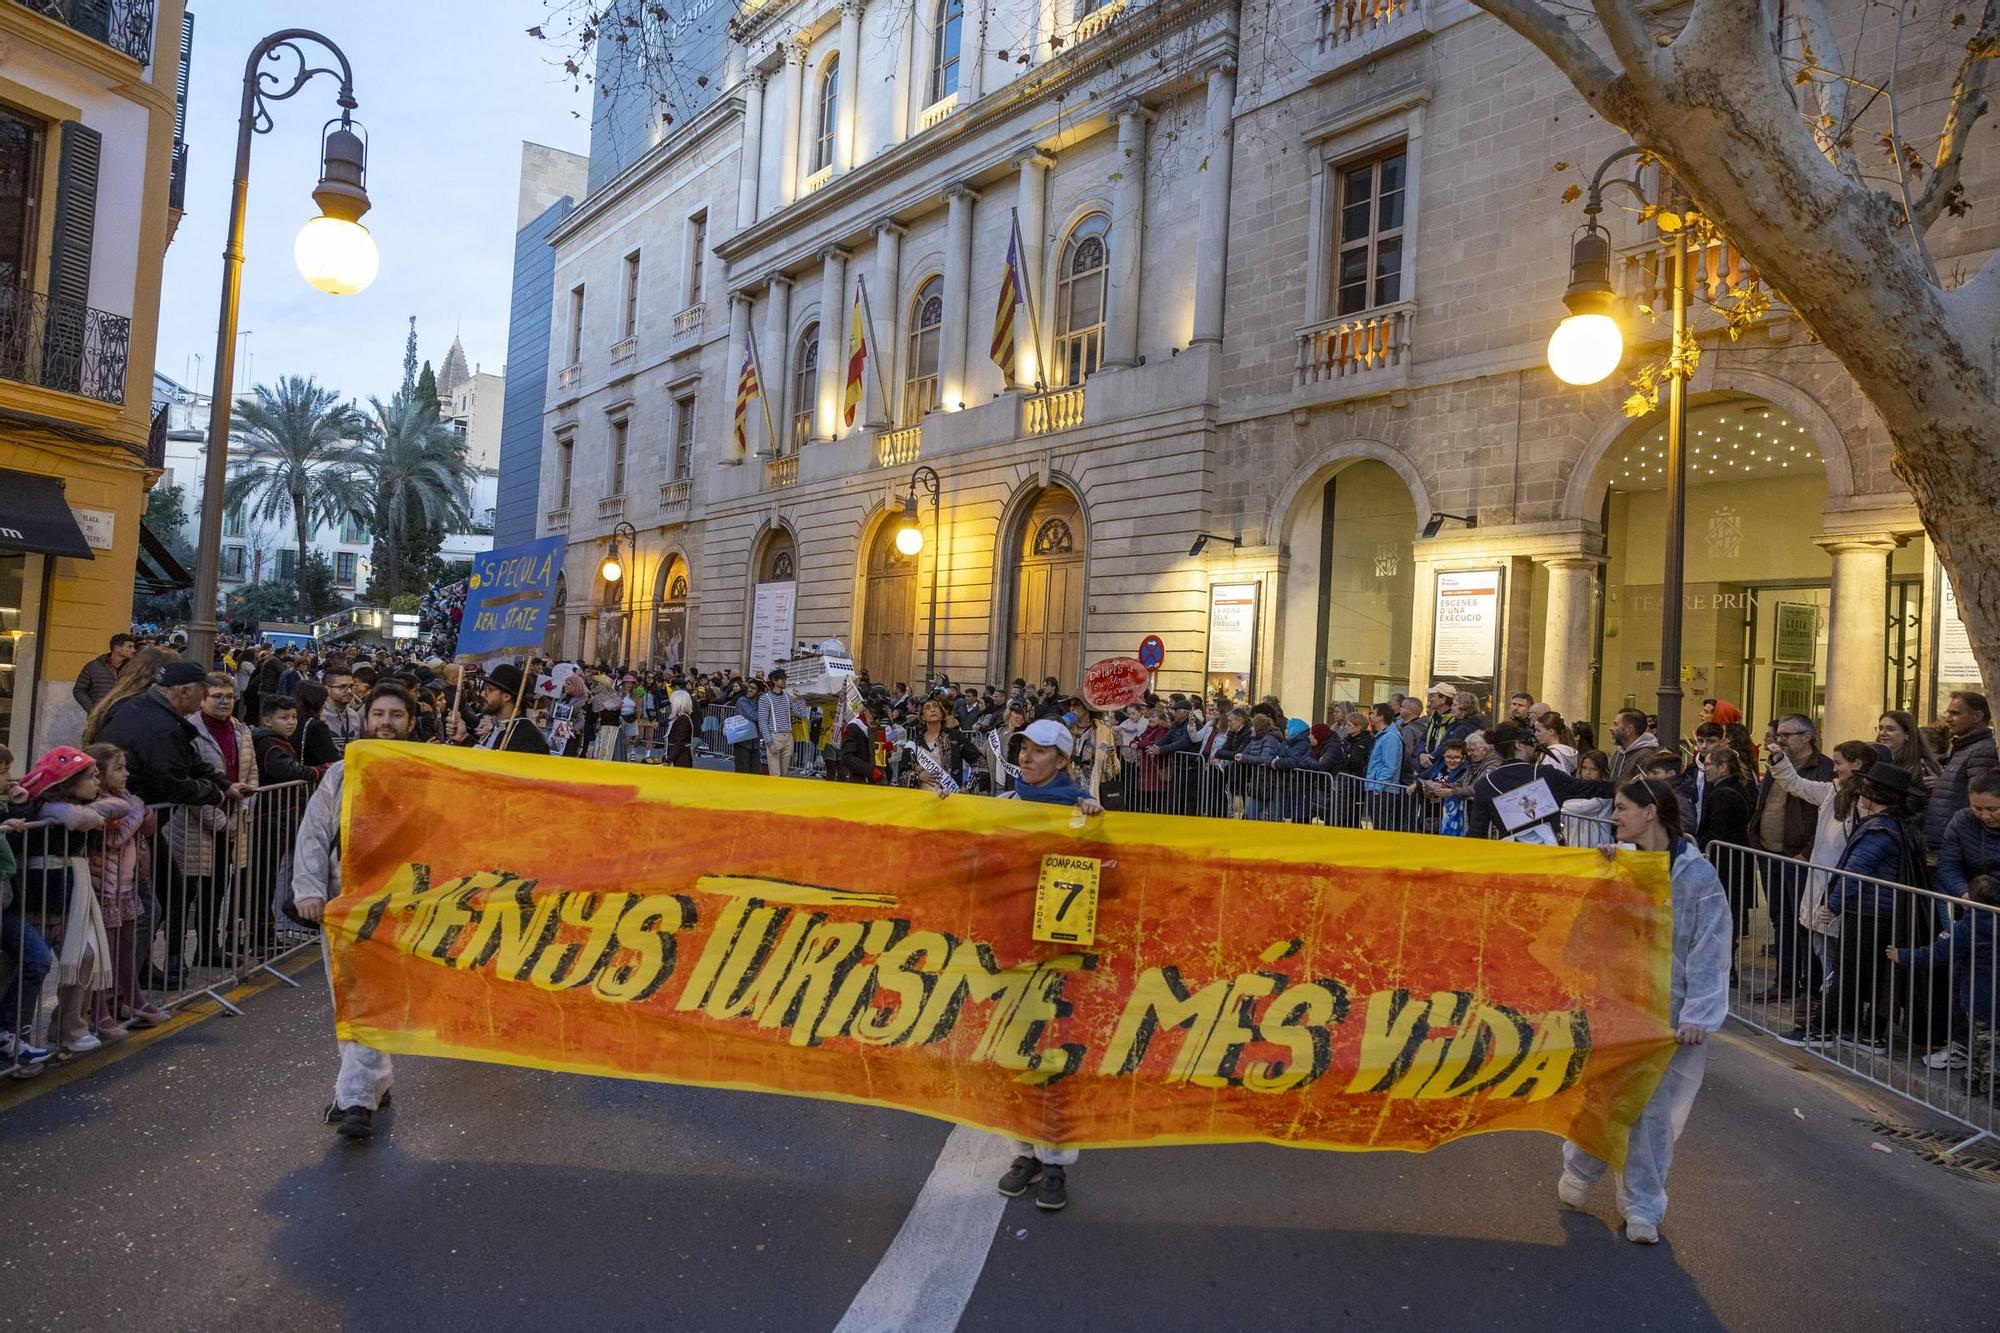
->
<box><xmin>731</xmin><ymin>339</ymin><xmax>759</xmax><ymax>460</ymax></box>
<box><xmin>842</xmin><ymin>287</ymin><xmax>867</xmax><ymax>428</ymax></box>
<box><xmin>990</xmin><ymin>223</ymin><xmax>1023</xmax><ymax>378</ymax></box>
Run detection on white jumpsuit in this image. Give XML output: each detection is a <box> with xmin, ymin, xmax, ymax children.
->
<box><xmin>294</xmin><ymin>764</ymin><xmax>395</xmax><ymax>1113</ymax></box>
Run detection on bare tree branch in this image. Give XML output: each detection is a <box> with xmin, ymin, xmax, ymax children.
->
<box><xmin>1588</xmin><ymin>0</ymin><xmax>1656</xmax><ymax>70</ymax></box>
<box><xmin>1789</xmin><ymin>0</ymin><xmax>1861</xmax><ymax>179</ymax></box>
<box><xmin>1915</xmin><ymin>0</ymin><xmax>2000</xmax><ymax>229</ymax></box>
<box><xmin>1470</xmin><ymin>0</ymin><xmax>1627</xmax><ymax>116</ymax></box>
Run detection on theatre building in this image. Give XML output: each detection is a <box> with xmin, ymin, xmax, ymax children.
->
<box><xmin>0</xmin><ymin>1</ymin><xmax>187</xmax><ymax>751</ymax></box>
<box><xmin>536</xmin><ymin>0</ymin><xmax>1989</xmax><ymax>737</ymax></box>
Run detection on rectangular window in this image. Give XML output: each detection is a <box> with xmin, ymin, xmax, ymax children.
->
<box><xmin>0</xmin><ymin>106</ymin><xmax>45</xmax><ymax>289</ymax></box>
<box><xmin>609</xmin><ymin>419</ymin><xmax>628</xmax><ymax>496</ymax></box>
<box><xmin>557</xmin><ymin>434</ymin><xmax>574</xmax><ymax>509</ymax></box>
<box><xmin>687</xmin><ymin>212</ymin><xmax>707</xmax><ymax>306</ymax></box>
<box><xmin>673</xmin><ymin>395</ymin><xmax>695</xmax><ymax>480</ymax></box>
<box><xmin>1332</xmin><ymin>148</ymin><xmax>1406</xmax><ymax>317</ymax></box>
<box><xmin>622</xmin><ymin>251</ymin><xmax>641</xmax><ymax>338</ymax></box>
<box><xmin>221</xmin><ymin>545</ymin><xmax>246</xmax><ymax>580</ymax></box>
<box><xmin>223</xmin><ymin>504</ymin><xmax>246</xmax><ymax>538</ymax></box>
<box><xmin>335</xmin><ymin>552</ymin><xmax>357</xmax><ymax>587</ymax></box>
<box><xmin>277</xmin><ymin>549</ymin><xmax>299</xmax><ymax>583</ymax></box>
<box><xmin>340</xmin><ymin>514</ymin><xmax>367</xmax><ymax>543</ymax></box>
<box><xmin>567</xmin><ymin>283</ymin><xmax>586</xmax><ymax>364</ymax></box>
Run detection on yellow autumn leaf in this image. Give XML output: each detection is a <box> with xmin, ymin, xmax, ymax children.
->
<box><xmin>1655</xmin><ymin>212</ymin><xmax>1684</xmax><ymax>233</ymax></box>
<box><xmin>1622</xmin><ymin>393</ymin><xmax>1653</xmax><ymax>418</ymax></box>
<box><xmin>1560</xmin><ymin>183</ymin><xmax>1582</xmax><ymax>204</ymax></box>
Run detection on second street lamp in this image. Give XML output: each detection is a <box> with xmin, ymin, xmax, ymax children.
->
<box><xmin>601</xmin><ymin>521</ymin><xmax>639</xmax><ymax>664</ymax></box>
<box><xmin>1547</xmin><ymin>144</ymin><xmax>1693</xmax><ymax>747</ymax></box>
<box><xmin>897</xmin><ymin>466</ymin><xmax>941</xmax><ymax>687</ymax></box>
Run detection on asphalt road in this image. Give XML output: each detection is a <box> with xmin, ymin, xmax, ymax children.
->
<box><xmin>2</xmin><ymin>956</ymin><xmax>1996</xmax><ymax>1333</ymax></box>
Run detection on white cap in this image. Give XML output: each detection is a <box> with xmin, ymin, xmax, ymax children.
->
<box><xmin>1011</xmin><ymin>717</ymin><xmax>1074</xmax><ymax>759</ymax></box>
<box><xmin>1428</xmin><ymin>682</ymin><xmax>1458</xmax><ymax>698</ymax></box>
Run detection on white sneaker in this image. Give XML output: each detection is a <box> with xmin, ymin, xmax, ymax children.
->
<box><xmin>1625</xmin><ymin>1219</ymin><xmax>1660</xmax><ymax>1244</ymax></box>
<box><xmin>1924</xmin><ymin>1043</ymin><xmax>1969</xmax><ymax>1070</ymax></box>
<box><xmin>63</xmin><ymin>1031</ymin><xmax>102</xmax><ymax>1053</ymax></box>
<box><xmin>1557</xmin><ymin>1171</ymin><xmax>1591</xmax><ymax>1208</ymax></box>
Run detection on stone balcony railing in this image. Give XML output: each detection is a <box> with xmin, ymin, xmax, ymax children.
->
<box><xmin>610</xmin><ymin>335</ymin><xmax>637</xmax><ymax>364</ymax></box>
<box><xmin>598</xmin><ymin>493</ymin><xmax>626</xmax><ymax>519</ymax></box>
<box><xmin>1024</xmin><ymin>385</ymin><xmax>1085</xmax><ymax>435</ymax></box>
<box><xmin>673</xmin><ymin>303</ymin><xmax>705</xmax><ymax>344</ymax></box>
<box><xmin>1317</xmin><ymin>0</ymin><xmax>1420</xmax><ymax>52</ymax></box>
<box><xmin>876</xmin><ymin>424</ymin><xmax>922</xmax><ymax>468</ymax></box>
<box><xmin>556</xmin><ymin>362</ymin><xmax>581</xmax><ymax>390</ymax></box>
<box><xmin>918</xmin><ymin>92</ymin><xmax>958</xmax><ymax>131</ymax></box>
<box><xmin>1294</xmin><ymin>301</ymin><xmax>1414</xmax><ymax>395</ymax></box>
<box><xmin>765</xmin><ymin>453</ymin><xmax>798</xmax><ymax>489</ymax></box>
<box><xmin>544</xmin><ymin>506</ymin><xmax>570</xmax><ymax>534</ymax></box>
<box><xmin>1612</xmin><ymin>233</ymin><xmax>1783</xmax><ymax>337</ymax></box>
<box><xmin>1074</xmin><ymin>0</ymin><xmax>1127</xmax><ymax>45</ymax></box>
<box><xmin>659</xmin><ymin>477</ymin><xmax>691</xmax><ymax>509</ymax></box>
<box><xmin>803</xmin><ymin>164</ymin><xmax>834</xmax><ymax>196</ymax></box>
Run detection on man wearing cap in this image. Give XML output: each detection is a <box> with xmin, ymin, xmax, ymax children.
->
<box><xmin>758</xmin><ymin>668</ymin><xmax>809</xmax><ymax>777</ymax></box>
<box><xmin>1418</xmin><ymin>685</ymin><xmax>1456</xmax><ymax>767</ymax></box>
<box><xmin>96</xmin><ymin>659</ymin><xmax>241</xmax><ymax>811</ymax></box>
<box><xmin>450</xmin><ymin>664</ymin><xmax>549</xmax><ymax>755</ymax></box>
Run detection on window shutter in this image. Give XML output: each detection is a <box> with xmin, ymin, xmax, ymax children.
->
<box><xmin>71</xmin><ymin>0</ymin><xmax>113</xmax><ymax>44</ymax></box>
<box><xmin>42</xmin><ymin>121</ymin><xmax>102</xmax><ymax>395</ymax></box>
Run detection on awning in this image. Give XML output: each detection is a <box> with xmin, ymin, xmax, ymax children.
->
<box><xmin>135</xmin><ymin>521</ymin><xmax>192</xmax><ymax>594</ymax></box>
<box><xmin>0</xmin><ymin>468</ymin><xmax>93</xmax><ymax>560</ymax></box>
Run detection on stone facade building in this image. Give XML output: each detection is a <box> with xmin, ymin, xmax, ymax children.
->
<box><xmin>536</xmin><ymin>0</ymin><xmax>1995</xmax><ymax>741</ymax></box>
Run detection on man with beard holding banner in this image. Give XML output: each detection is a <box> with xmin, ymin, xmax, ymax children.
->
<box><xmin>293</xmin><ymin>683</ymin><xmax>422</xmax><ymax>1140</ymax></box>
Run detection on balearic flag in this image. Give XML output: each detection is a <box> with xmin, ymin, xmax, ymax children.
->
<box><xmin>842</xmin><ymin>287</ymin><xmax>867</xmax><ymax>427</ymax></box>
<box><xmin>990</xmin><ymin>223</ymin><xmax>1023</xmax><ymax>377</ymax></box>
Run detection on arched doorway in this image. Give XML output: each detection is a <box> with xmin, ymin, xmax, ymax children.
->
<box><xmin>1006</xmin><ymin>487</ymin><xmax>1085</xmax><ymax>691</ymax></box>
<box><xmin>652</xmin><ymin>553</ymin><xmax>689</xmax><ymax>669</ymax></box>
<box><xmin>860</xmin><ymin>519</ymin><xmax>915</xmax><ymax>688</ymax></box>
<box><xmin>749</xmin><ymin>527</ymin><xmax>798</xmax><ymax>676</ymax></box>
<box><xmin>1288</xmin><ymin>459</ymin><xmax>1417</xmax><ymax>714</ymax></box>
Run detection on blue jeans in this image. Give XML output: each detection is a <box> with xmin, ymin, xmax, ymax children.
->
<box><xmin>1</xmin><ymin>908</ymin><xmax>52</xmax><ymax>1035</ymax></box>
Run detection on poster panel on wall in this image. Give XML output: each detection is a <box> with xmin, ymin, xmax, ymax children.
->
<box><xmin>1206</xmin><ymin>582</ymin><xmax>1259</xmax><ymax>701</ymax></box>
<box><xmin>1937</xmin><ymin>570</ymin><xmax>1985</xmax><ymax>692</ymax></box>
<box><xmin>1431</xmin><ymin>570</ymin><xmax>1503</xmax><ymax>684</ymax></box>
<box><xmin>749</xmin><ymin>580</ymin><xmax>797</xmax><ymax>677</ymax></box>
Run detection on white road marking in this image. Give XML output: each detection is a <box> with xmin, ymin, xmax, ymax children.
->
<box><xmin>833</xmin><ymin>1125</ymin><xmax>1015</xmax><ymax>1333</ymax></box>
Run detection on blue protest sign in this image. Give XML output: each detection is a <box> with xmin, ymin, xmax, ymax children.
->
<box><xmin>456</xmin><ymin>536</ymin><xmax>565</xmax><ymax>664</ymax></box>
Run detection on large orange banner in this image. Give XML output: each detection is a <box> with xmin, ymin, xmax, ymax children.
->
<box><xmin>326</xmin><ymin>743</ymin><xmax>1676</xmax><ymax>1163</ymax></box>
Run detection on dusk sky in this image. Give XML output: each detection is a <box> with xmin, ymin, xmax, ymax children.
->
<box><xmin>156</xmin><ymin>2</ymin><xmax>591</xmax><ymax>408</ymax></box>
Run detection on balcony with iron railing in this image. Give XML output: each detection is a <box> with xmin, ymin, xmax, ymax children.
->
<box><xmin>0</xmin><ymin>284</ymin><xmax>131</xmax><ymax>405</ymax></box>
<box><xmin>14</xmin><ymin>0</ymin><xmax>155</xmax><ymax>63</ymax></box>
<box><xmin>1293</xmin><ymin>300</ymin><xmax>1414</xmax><ymax>403</ymax></box>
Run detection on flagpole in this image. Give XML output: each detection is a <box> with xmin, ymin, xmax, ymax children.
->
<box><xmin>855</xmin><ymin>272</ymin><xmax>892</xmax><ymax>421</ymax></box>
<box><xmin>1012</xmin><ymin>208</ymin><xmax>1050</xmax><ymax>391</ymax></box>
<box><xmin>748</xmin><ymin>324</ymin><xmax>779</xmax><ymax>457</ymax></box>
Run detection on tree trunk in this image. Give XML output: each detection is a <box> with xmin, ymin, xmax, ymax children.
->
<box><xmin>293</xmin><ymin>494</ymin><xmax>312</xmax><ymax>622</ymax></box>
<box><xmin>1471</xmin><ymin>0</ymin><xmax>2000</xmax><ymax>689</ymax></box>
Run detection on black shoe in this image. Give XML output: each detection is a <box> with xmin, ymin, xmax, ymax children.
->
<box><xmin>1776</xmin><ymin>1026</ymin><xmax>1813</xmax><ymax>1047</ymax></box>
<box><xmin>997</xmin><ymin>1155</ymin><xmax>1043</xmax><ymax>1197</ymax></box>
<box><xmin>1034</xmin><ymin>1165</ymin><xmax>1068</xmax><ymax>1212</ymax></box>
<box><xmin>336</xmin><ymin>1105</ymin><xmax>374</xmax><ymax>1140</ymax></box>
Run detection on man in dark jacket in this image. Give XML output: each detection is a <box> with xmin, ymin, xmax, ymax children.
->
<box><xmin>1751</xmin><ymin>713</ymin><xmax>1835</xmax><ymax>1001</ymax></box>
<box><xmin>72</xmin><ymin>632</ymin><xmax>136</xmax><ymax>714</ymax></box>
<box><xmin>1469</xmin><ymin>726</ymin><xmax>1615</xmax><ymax>841</ymax></box>
<box><xmin>837</xmin><ymin>691</ymin><xmax>884</xmax><ymax>783</ymax></box>
<box><xmin>95</xmin><ymin>659</ymin><xmax>234</xmax><ymax>810</ymax></box>
<box><xmin>1924</xmin><ymin>691</ymin><xmax>1996</xmax><ymax>854</ymax></box>
<box><xmin>452</xmin><ymin>663</ymin><xmax>550</xmax><ymax>755</ymax></box>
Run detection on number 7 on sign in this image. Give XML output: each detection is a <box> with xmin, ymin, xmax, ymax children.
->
<box><xmin>1033</xmin><ymin>854</ymin><xmax>1102</xmax><ymax>945</ymax></box>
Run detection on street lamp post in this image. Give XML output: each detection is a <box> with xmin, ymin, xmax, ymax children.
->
<box><xmin>186</xmin><ymin>31</ymin><xmax>379</xmax><ymax>670</ymax></box>
<box><xmin>1547</xmin><ymin>145</ymin><xmax>1691</xmax><ymax>749</ymax></box>
<box><xmin>894</xmin><ymin>466</ymin><xmax>941</xmax><ymax>690</ymax></box>
<box><xmin>599</xmin><ymin>520</ymin><xmax>639</xmax><ymax>665</ymax></box>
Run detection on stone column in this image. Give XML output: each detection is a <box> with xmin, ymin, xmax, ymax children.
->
<box><xmin>1103</xmin><ymin>102</ymin><xmax>1151</xmax><ymax>369</ymax></box>
<box><xmin>835</xmin><ymin>0</ymin><xmax>864</xmax><ymax>173</ymax></box>
<box><xmin>1036</xmin><ymin>0</ymin><xmax>1060</xmax><ymax>66</ymax></box>
<box><xmin>1818</xmin><ymin>533</ymin><xmax>1898</xmax><ymax>744</ymax></box>
<box><xmin>1013</xmin><ymin>149</ymin><xmax>1053</xmax><ymax>390</ymax></box>
<box><xmin>737</xmin><ymin>70</ymin><xmax>766</xmax><ymax>228</ymax></box>
<box><xmin>963</xmin><ymin>0</ymin><xmax>987</xmax><ymax>101</ymax></box>
<box><xmin>938</xmin><ymin>182</ymin><xmax>980</xmax><ymax>411</ymax></box>
<box><xmin>726</xmin><ymin>291</ymin><xmax>754</xmax><ymax>461</ymax></box>
<box><xmin>764</xmin><ymin>273</ymin><xmax>793</xmax><ymax>453</ymax></box>
<box><xmin>1539</xmin><ymin>556</ymin><xmax>1600</xmax><ymax>726</ymax></box>
<box><xmin>870</xmin><ymin>220</ymin><xmax>905</xmax><ymax>428</ymax></box>
<box><xmin>1190</xmin><ymin>62</ymin><xmax>1237</xmax><ymax>346</ymax></box>
<box><xmin>815</xmin><ymin>246</ymin><xmax>850</xmax><ymax>441</ymax></box>
<box><xmin>889</xmin><ymin>3</ymin><xmax>917</xmax><ymax>145</ymax></box>
<box><xmin>777</xmin><ymin>42</ymin><xmax>806</xmax><ymax>207</ymax></box>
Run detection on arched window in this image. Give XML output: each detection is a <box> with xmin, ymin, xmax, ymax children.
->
<box><xmin>1054</xmin><ymin>213</ymin><xmax>1109</xmax><ymax>386</ymax></box>
<box><xmin>903</xmin><ymin>276</ymin><xmax>943</xmax><ymax>421</ymax></box>
<box><xmin>930</xmin><ymin>0</ymin><xmax>963</xmax><ymax>104</ymax></box>
<box><xmin>790</xmin><ymin>322</ymin><xmax>819</xmax><ymax>450</ymax></box>
<box><xmin>813</xmin><ymin>55</ymin><xmax>840</xmax><ymax>173</ymax></box>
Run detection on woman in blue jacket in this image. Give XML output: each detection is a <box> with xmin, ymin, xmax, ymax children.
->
<box><xmin>1819</xmin><ymin>765</ymin><xmax>1928</xmax><ymax>1054</ymax></box>
<box><xmin>1888</xmin><ymin>874</ymin><xmax>1999</xmax><ymax>1082</ymax></box>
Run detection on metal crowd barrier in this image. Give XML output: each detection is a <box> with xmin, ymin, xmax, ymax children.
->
<box><xmin>1707</xmin><ymin>839</ymin><xmax>1995</xmax><ymax>1153</ymax></box>
<box><xmin>1332</xmin><ymin>772</ymin><xmax>1431</xmax><ymax>833</ymax></box>
<box><xmin>3</xmin><ymin>780</ymin><xmax>315</xmax><ymax>1078</ymax></box>
<box><xmin>1114</xmin><ymin>748</ymin><xmax>1340</xmax><ymax>824</ymax></box>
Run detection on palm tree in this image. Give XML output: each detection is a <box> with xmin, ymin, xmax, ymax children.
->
<box><xmin>223</xmin><ymin>376</ymin><xmax>371</xmax><ymax>620</ymax></box>
<box><xmin>355</xmin><ymin>390</ymin><xmax>474</xmax><ymax>600</ymax></box>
